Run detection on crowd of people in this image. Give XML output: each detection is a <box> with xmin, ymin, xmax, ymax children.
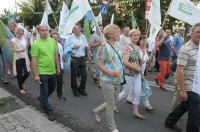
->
<box><xmin>0</xmin><ymin>21</ymin><xmax>200</xmax><ymax>132</ymax></box>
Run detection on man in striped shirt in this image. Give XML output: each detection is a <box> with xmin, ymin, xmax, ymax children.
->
<box><xmin>165</xmin><ymin>22</ymin><xmax>200</xmax><ymax>132</ymax></box>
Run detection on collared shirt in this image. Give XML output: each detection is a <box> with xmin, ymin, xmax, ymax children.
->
<box><xmin>68</xmin><ymin>34</ymin><xmax>88</xmax><ymax>57</ymax></box>
<box><xmin>177</xmin><ymin>40</ymin><xmax>199</xmax><ymax>91</ymax></box>
<box><xmin>171</xmin><ymin>34</ymin><xmax>183</xmax><ymax>56</ymax></box>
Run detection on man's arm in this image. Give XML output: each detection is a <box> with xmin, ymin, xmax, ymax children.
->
<box><xmin>31</xmin><ymin>56</ymin><xmax>40</xmax><ymax>83</ymax></box>
<box><xmin>157</xmin><ymin>37</ymin><xmax>165</xmax><ymax>47</ymax></box>
<box><xmin>177</xmin><ymin>64</ymin><xmax>188</xmax><ymax>101</ymax></box>
<box><xmin>55</xmin><ymin>53</ymin><xmax>61</xmax><ymax>75</ymax></box>
<box><xmin>171</xmin><ymin>44</ymin><xmax>177</xmax><ymax>56</ymax></box>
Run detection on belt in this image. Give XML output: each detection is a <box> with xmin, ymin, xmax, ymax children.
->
<box><xmin>71</xmin><ymin>56</ymin><xmax>85</xmax><ymax>59</ymax></box>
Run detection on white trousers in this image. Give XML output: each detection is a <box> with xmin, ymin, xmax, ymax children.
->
<box><xmin>119</xmin><ymin>75</ymin><xmax>141</xmax><ymax>105</ymax></box>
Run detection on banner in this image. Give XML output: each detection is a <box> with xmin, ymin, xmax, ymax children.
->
<box><xmin>149</xmin><ymin>24</ymin><xmax>161</xmax><ymax>44</ymax></box>
<box><xmin>63</xmin><ymin>0</ymin><xmax>91</xmax><ymax>34</ymax></box>
<box><xmin>145</xmin><ymin>0</ymin><xmax>152</xmax><ymax>19</ymax></box>
<box><xmin>45</xmin><ymin>0</ymin><xmax>53</xmax><ymax>15</ymax></box>
<box><xmin>192</xmin><ymin>42</ymin><xmax>200</xmax><ymax>95</ymax></box>
<box><xmin>168</xmin><ymin>0</ymin><xmax>200</xmax><ymax>25</ymax></box>
<box><xmin>84</xmin><ymin>20</ymin><xmax>91</xmax><ymax>40</ymax></box>
<box><xmin>148</xmin><ymin>0</ymin><xmax>161</xmax><ymax>25</ymax></box>
<box><xmin>59</xmin><ymin>1</ymin><xmax>69</xmax><ymax>36</ymax></box>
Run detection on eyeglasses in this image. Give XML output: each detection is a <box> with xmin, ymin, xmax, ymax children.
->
<box><xmin>130</xmin><ymin>34</ymin><xmax>140</xmax><ymax>37</ymax></box>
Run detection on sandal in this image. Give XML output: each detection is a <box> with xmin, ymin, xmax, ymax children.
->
<box><xmin>92</xmin><ymin>111</ymin><xmax>101</xmax><ymax>123</ymax></box>
<box><xmin>20</xmin><ymin>90</ymin><xmax>26</xmax><ymax>94</ymax></box>
<box><xmin>146</xmin><ymin>106</ymin><xmax>155</xmax><ymax>111</ymax></box>
<box><xmin>133</xmin><ymin>114</ymin><xmax>145</xmax><ymax>120</ymax></box>
<box><xmin>91</xmin><ymin>75</ymin><xmax>98</xmax><ymax>84</ymax></box>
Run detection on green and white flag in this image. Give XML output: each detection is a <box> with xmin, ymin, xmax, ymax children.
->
<box><xmin>168</xmin><ymin>0</ymin><xmax>200</xmax><ymax>25</ymax></box>
<box><xmin>148</xmin><ymin>0</ymin><xmax>161</xmax><ymax>25</ymax></box>
<box><xmin>63</xmin><ymin>0</ymin><xmax>91</xmax><ymax>34</ymax></box>
<box><xmin>110</xmin><ymin>13</ymin><xmax>114</xmax><ymax>24</ymax></box>
<box><xmin>45</xmin><ymin>0</ymin><xmax>53</xmax><ymax>15</ymax></box>
<box><xmin>131</xmin><ymin>12</ymin><xmax>137</xmax><ymax>29</ymax></box>
<box><xmin>149</xmin><ymin>24</ymin><xmax>161</xmax><ymax>43</ymax></box>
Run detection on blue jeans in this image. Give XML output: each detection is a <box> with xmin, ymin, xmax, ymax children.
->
<box><xmin>38</xmin><ymin>74</ymin><xmax>56</xmax><ymax>114</ymax></box>
<box><xmin>165</xmin><ymin>91</ymin><xmax>200</xmax><ymax>132</ymax></box>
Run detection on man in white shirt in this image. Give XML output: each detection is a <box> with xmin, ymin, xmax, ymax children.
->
<box><xmin>51</xmin><ymin>32</ymin><xmax>66</xmax><ymax>101</ymax></box>
<box><xmin>68</xmin><ymin>23</ymin><xmax>90</xmax><ymax>97</ymax></box>
<box><xmin>119</xmin><ymin>26</ymin><xmax>131</xmax><ymax>47</ymax></box>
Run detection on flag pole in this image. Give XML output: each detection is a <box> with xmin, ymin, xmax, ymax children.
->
<box><xmin>52</xmin><ymin>13</ymin><xmax>59</xmax><ymax>27</ymax></box>
<box><xmin>90</xmin><ymin>10</ymin><xmax>117</xmax><ymax>70</ymax></box>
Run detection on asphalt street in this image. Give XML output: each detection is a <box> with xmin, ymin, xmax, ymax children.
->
<box><xmin>0</xmin><ymin>69</ymin><xmax>187</xmax><ymax>132</ymax></box>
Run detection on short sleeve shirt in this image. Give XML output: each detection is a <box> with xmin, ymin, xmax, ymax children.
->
<box><xmin>89</xmin><ymin>32</ymin><xmax>102</xmax><ymax>54</ymax></box>
<box><xmin>31</xmin><ymin>38</ymin><xmax>57</xmax><ymax>75</ymax></box>
<box><xmin>97</xmin><ymin>42</ymin><xmax>124</xmax><ymax>85</ymax></box>
<box><xmin>158</xmin><ymin>37</ymin><xmax>172</xmax><ymax>60</ymax></box>
<box><xmin>177</xmin><ymin>40</ymin><xmax>198</xmax><ymax>91</ymax></box>
<box><xmin>171</xmin><ymin>34</ymin><xmax>183</xmax><ymax>56</ymax></box>
<box><xmin>124</xmin><ymin>44</ymin><xmax>141</xmax><ymax>76</ymax></box>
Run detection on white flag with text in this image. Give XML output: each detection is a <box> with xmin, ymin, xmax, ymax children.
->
<box><xmin>59</xmin><ymin>1</ymin><xmax>69</xmax><ymax>36</ymax></box>
<box><xmin>168</xmin><ymin>0</ymin><xmax>200</xmax><ymax>25</ymax></box>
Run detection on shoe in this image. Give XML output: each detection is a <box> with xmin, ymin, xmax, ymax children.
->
<box><xmin>160</xmin><ymin>87</ymin><xmax>167</xmax><ymax>91</ymax></box>
<box><xmin>114</xmin><ymin>107</ymin><xmax>120</xmax><ymax>113</ymax></box>
<box><xmin>7</xmin><ymin>70</ymin><xmax>11</xmax><ymax>75</ymax></box>
<box><xmin>154</xmin><ymin>77</ymin><xmax>159</xmax><ymax>85</ymax></box>
<box><xmin>165</xmin><ymin>122</ymin><xmax>182</xmax><ymax>132</ymax></box>
<box><xmin>0</xmin><ymin>77</ymin><xmax>3</xmax><ymax>80</ymax></box>
<box><xmin>126</xmin><ymin>100</ymin><xmax>133</xmax><ymax>105</ymax></box>
<box><xmin>47</xmin><ymin>111</ymin><xmax>55</xmax><ymax>121</ymax></box>
<box><xmin>98</xmin><ymin>86</ymin><xmax>101</xmax><ymax>89</ymax></box>
<box><xmin>91</xmin><ymin>75</ymin><xmax>99</xmax><ymax>84</ymax></box>
<box><xmin>57</xmin><ymin>96</ymin><xmax>66</xmax><ymax>101</ymax></box>
<box><xmin>133</xmin><ymin>114</ymin><xmax>145</xmax><ymax>120</ymax></box>
<box><xmin>79</xmin><ymin>91</ymin><xmax>88</xmax><ymax>96</ymax></box>
<box><xmin>145</xmin><ymin>106</ymin><xmax>155</xmax><ymax>111</ymax></box>
<box><xmin>73</xmin><ymin>91</ymin><xmax>80</xmax><ymax>97</ymax></box>
<box><xmin>10</xmin><ymin>74</ymin><xmax>15</xmax><ymax>79</ymax></box>
<box><xmin>92</xmin><ymin>111</ymin><xmax>101</xmax><ymax>123</ymax></box>
<box><xmin>4</xmin><ymin>80</ymin><xmax>8</xmax><ymax>84</ymax></box>
<box><xmin>20</xmin><ymin>89</ymin><xmax>26</xmax><ymax>94</ymax></box>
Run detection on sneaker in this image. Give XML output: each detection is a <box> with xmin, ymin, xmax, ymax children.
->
<box><xmin>47</xmin><ymin>111</ymin><xmax>55</xmax><ymax>121</ymax></box>
<box><xmin>20</xmin><ymin>89</ymin><xmax>26</xmax><ymax>94</ymax></box>
<box><xmin>165</xmin><ymin>122</ymin><xmax>182</xmax><ymax>132</ymax></box>
<box><xmin>92</xmin><ymin>111</ymin><xmax>101</xmax><ymax>123</ymax></box>
<box><xmin>114</xmin><ymin>107</ymin><xmax>120</xmax><ymax>113</ymax></box>
<box><xmin>7</xmin><ymin>70</ymin><xmax>11</xmax><ymax>75</ymax></box>
<box><xmin>57</xmin><ymin>96</ymin><xmax>66</xmax><ymax>101</ymax></box>
<box><xmin>112</xmin><ymin>129</ymin><xmax>119</xmax><ymax>132</ymax></box>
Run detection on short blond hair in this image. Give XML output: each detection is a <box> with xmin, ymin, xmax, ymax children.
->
<box><xmin>129</xmin><ymin>29</ymin><xmax>140</xmax><ymax>36</ymax></box>
<box><xmin>16</xmin><ymin>28</ymin><xmax>24</xmax><ymax>34</ymax></box>
<box><xmin>104</xmin><ymin>24</ymin><xmax>120</xmax><ymax>40</ymax></box>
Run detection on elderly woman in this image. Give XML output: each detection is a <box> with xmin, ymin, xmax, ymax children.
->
<box><xmin>118</xmin><ymin>29</ymin><xmax>144</xmax><ymax>119</ymax></box>
<box><xmin>11</xmin><ymin>28</ymin><xmax>30</xmax><ymax>94</ymax></box>
<box><xmin>92</xmin><ymin>24</ymin><xmax>123</xmax><ymax>132</ymax></box>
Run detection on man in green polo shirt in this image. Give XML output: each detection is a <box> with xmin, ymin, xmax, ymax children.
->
<box><xmin>31</xmin><ymin>25</ymin><xmax>60</xmax><ymax>121</ymax></box>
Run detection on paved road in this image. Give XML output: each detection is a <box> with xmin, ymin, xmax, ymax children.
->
<box><xmin>0</xmin><ymin>69</ymin><xmax>187</xmax><ymax>132</ymax></box>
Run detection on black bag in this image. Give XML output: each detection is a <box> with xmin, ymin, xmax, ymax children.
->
<box><xmin>170</xmin><ymin>59</ymin><xmax>177</xmax><ymax>72</ymax></box>
<box><xmin>107</xmin><ymin>41</ymin><xmax>126</xmax><ymax>85</ymax></box>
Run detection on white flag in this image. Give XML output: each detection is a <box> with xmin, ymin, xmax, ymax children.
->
<box><xmin>45</xmin><ymin>0</ymin><xmax>53</xmax><ymax>15</ymax></box>
<box><xmin>32</xmin><ymin>25</ymin><xmax>36</xmax><ymax>31</ymax></box>
<box><xmin>59</xmin><ymin>1</ymin><xmax>69</xmax><ymax>36</ymax></box>
<box><xmin>95</xmin><ymin>12</ymin><xmax>102</xmax><ymax>25</ymax></box>
<box><xmin>168</xmin><ymin>0</ymin><xmax>200</xmax><ymax>25</ymax></box>
<box><xmin>148</xmin><ymin>24</ymin><xmax>161</xmax><ymax>47</ymax></box>
<box><xmin>63</xmin><ymin>0</ymin><xmax>91</xmax><ymax>34</ymax></box>
<box><xmin>110</xmin><ymin>13</ymin><xmax>114</xmax><ymax>24</ymax></box>
<box><xmin>148</xmin><ymin>0</ymin><xmax>161</xmax><ymax>25</ymax></box>
<box><xmin>192</xmin><ymin>43</ymin><xmax>200</xmax><ymax>95</ymax></box>
<box><xmin>41</xmin><ymin>11</ymin><xmax>48</xmax><ymax>25</ymax></box>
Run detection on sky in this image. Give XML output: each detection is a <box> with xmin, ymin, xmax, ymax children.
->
<box><xmin>0</xmin><ymin>0</ymin><xmax>18</xmax><ymax>15</ymax></box>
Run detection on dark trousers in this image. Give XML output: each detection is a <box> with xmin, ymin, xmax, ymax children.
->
<box><xmin>154</xmin><ymin>50</ymin><xmax>160</xmax><ymax>71</ymax></box>
<box><xmin>16</xmin><ymin>58</ymin><xmax>29</xmax><ymax>90</ymax></box>
<box><xmin>165</xmin><ymin>92</ymin><xmax>200</xmax><ymax>132</ymax></box>
<box><xmin>39</xmin><ymin>74</ymin><xmax>56</xmax><ymax>114</ymax></box>
<box><xmin>71</xmin><ymin>57</ymin><xmax>87</xmax><ymax>93</ymax></box>
<box><xmin>56</xmin><ymin>69</ymin><xmax>63</xmax><ymax>97</ymax></box>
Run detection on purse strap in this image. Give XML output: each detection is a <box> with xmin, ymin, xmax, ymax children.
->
<box><xmin>107</xmin><ymin>41</ymin><xmax>123</xmax><ymax>66</ymax></box>
<box><xmin>128</xmin><ymin>44</ymin><xmax>141</xmax><ymax>63</ymax></box>
<box><xmin>15</xmin><ymin>38</ymin><xmax>27</xmax><ymax>53</ymax></box>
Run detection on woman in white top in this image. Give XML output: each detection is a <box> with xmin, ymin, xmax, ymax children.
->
<box><xmin>137</xmin><ymin>35</ymin><xmax>154</xmax><ymax>111</ymax></box>
<box><xmin>11</xmin><ymin>28</ymin><xmax>30</xmax><ymax>94</ymax></box>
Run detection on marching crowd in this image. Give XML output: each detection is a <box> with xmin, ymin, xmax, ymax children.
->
<box><xmin>0</xmin><ymin>21</ymin><xmax>200</xmax><ymax>132</ymax></box>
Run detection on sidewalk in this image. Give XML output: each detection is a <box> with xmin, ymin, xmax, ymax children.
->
<box><xmin>0</xmin><ymin>87</ymin><xmax>73</xmax><ymax>132</ymax></box>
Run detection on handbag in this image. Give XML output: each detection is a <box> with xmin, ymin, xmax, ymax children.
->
<box><xmin>107</xmin><ymin>41</ymin><xmax>126</xmax><ymax>85</ymax></box>
<box><xmin>141</xmin><ymin>79</ymin><xmax>152</xmax><ymax>100</ymax></box>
